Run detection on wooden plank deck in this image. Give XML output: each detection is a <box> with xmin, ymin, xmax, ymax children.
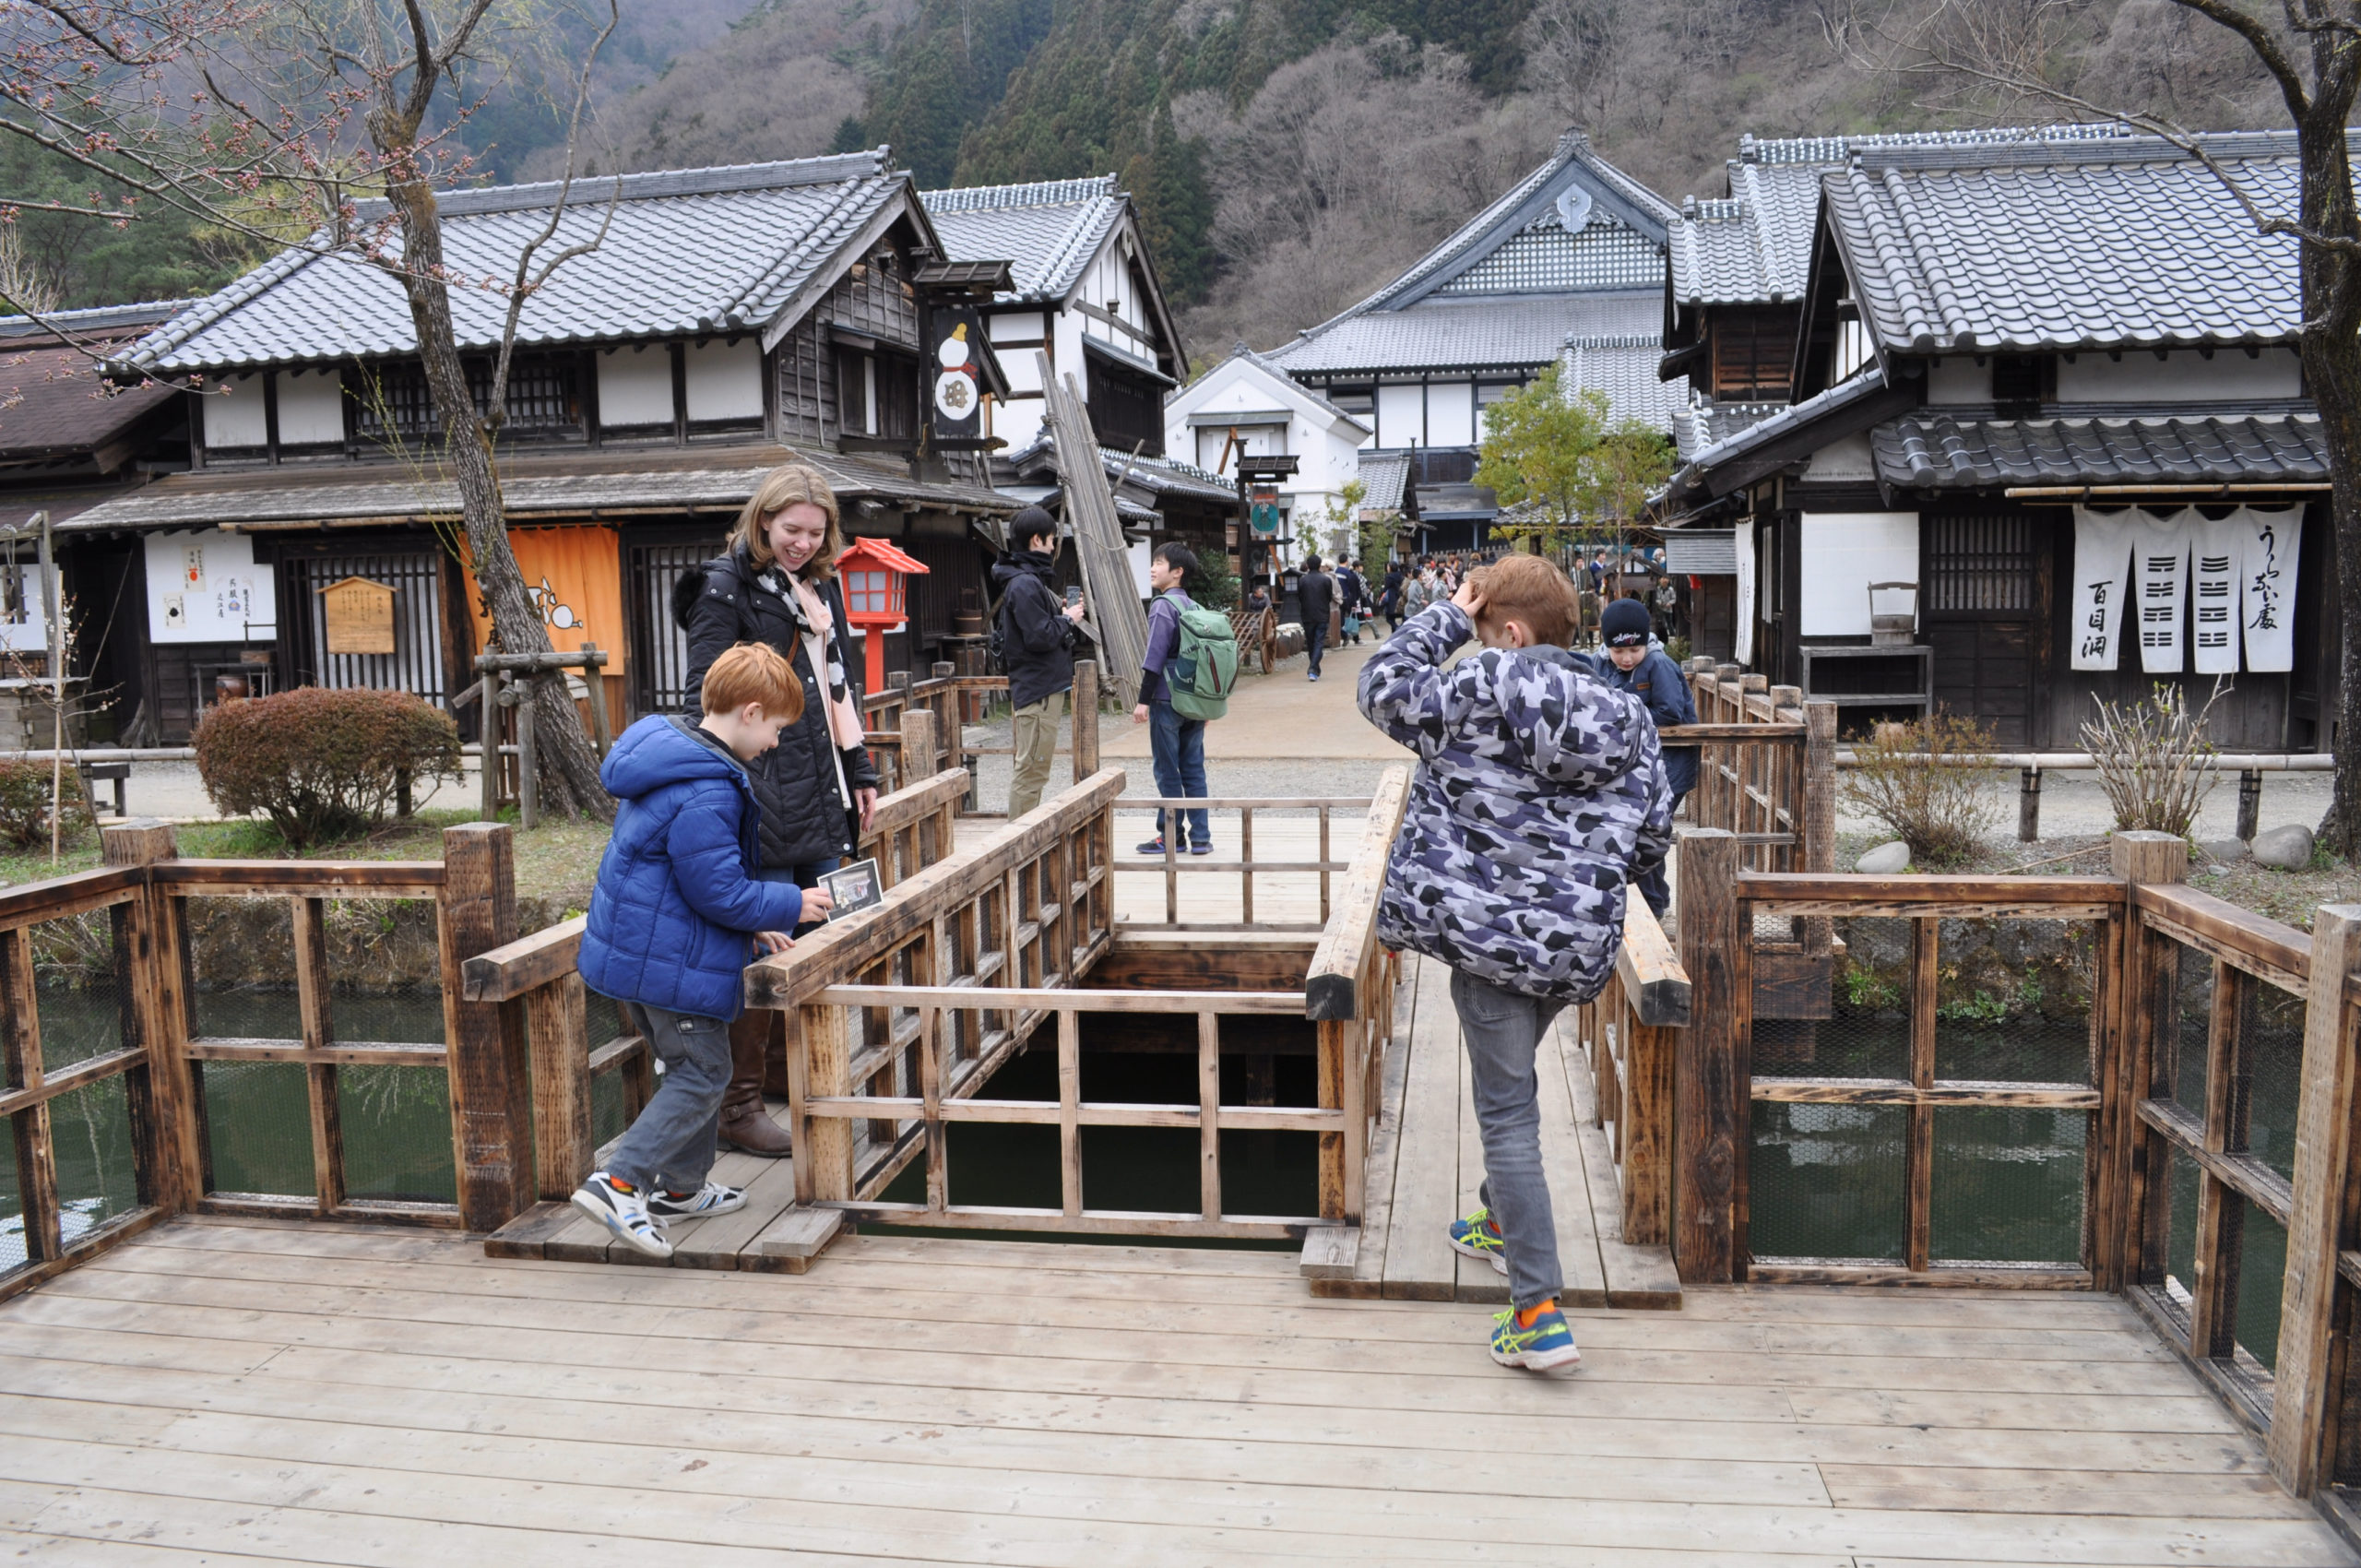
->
<box><xmin>1330</xmin><ymin>952</ymin><xmax>1679</xmax><ymax>1307</ymax></box>
<box><xmin>1</xmin><ymin>1214</ymin><xmax>2351</xmax><ymax>1565</ymax></box>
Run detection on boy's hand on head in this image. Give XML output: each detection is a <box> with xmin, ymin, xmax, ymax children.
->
<box><xmin>754</xmin><ymin>931</ymin><xmax>796</xmax><ymax>955</ymax></box>
<box><xmin>801</xmin><ymin>886</ymin><xmax>835</xmax><ymax>921</ymax></box>
<box><xmin>1451</xmin><ymin>576</ymin><xmax>1487</xmax><ymax>619</ymax></box>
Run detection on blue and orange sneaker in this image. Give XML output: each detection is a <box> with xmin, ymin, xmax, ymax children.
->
<box><xmin>1490</xmin><ymin>1301</ymin><xmax>1582</xmax><ymax>1375</ymax></box>
<box><xmin>1447</xmin><ymin>1206</ymin><xmax>1508</xmax><ymax>1276</ymax></box>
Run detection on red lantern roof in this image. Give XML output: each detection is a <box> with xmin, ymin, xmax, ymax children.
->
<box><xmin>835</xmin><ymin>536</ymin><xmax>930</xmax><ymax>576</ymax></box>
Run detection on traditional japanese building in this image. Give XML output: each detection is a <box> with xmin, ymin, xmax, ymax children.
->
<box><xmin>1263</xmin><ymin>130</ymin><xmax>1679</xmax><ymax>548</ymax></box>
<box><xmin>1659</xmin><ymin>128</ymin><xmax>2331</xmax><ymax>751</ymax></box>
<box><xmin>1160</xmin><ymin>342</ymin><xmax>1373</xmax><ymax>576</ymax></box>
<box><xmin>68</xmin><ymin>152</ymin><xmax>1018</xmax><ymax>741</ymax></box>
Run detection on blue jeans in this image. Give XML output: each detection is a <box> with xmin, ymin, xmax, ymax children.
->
<box><xmin>1451</xmin><ymin>967</ymin><xmax>1567</xmax><ymax>1311</ymax></box>
<box><xmin>607</xmin><ymin>1002</ymin><xmax>730</xmax><ymax>1194</ymax></box>
<box><xmin>1147</xmin><ymin>699</ymin><xmax>1209</xmax><ymax>848</ymax></box>
<box><xmin>759</xmin><ymin>861</ymin><xmax>838</xmax><ymax>935</ymax></box>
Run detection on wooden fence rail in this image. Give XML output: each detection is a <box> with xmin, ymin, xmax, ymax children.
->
<box><xmin>1667</xmin><ymin>820</ymin><xmax>2361</xmax><ymax>1502</ymax></box>
<box><xmin>1570</xmin><ymin>898</ymin><xmax>1691</xmax><ymax>1248</ymax></box>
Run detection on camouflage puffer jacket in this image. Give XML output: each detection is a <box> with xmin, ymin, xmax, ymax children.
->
<box><xmin>1358</xmin><ymin>601</ymin><xmax>1673</xmax><ymax>1004</ymax></box>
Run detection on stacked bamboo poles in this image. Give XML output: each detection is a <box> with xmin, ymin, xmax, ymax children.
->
<box><xmin>1037</xmin><ymin>353</ymin><xmax>1148</xmax><ymax>708</ymax></box>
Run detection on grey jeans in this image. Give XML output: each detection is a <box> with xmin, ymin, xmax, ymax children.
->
<box><xmin>605</xmin><ymin>1002</ymin><xmax>731</xmax><ymax>1194</ymax></box>
<box><xmin>1451</xmin><ymin>967</ymin><xmax>1567</xmax><ymax>1311</ymax></box>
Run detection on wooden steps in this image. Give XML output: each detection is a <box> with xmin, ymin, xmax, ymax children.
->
<box><xmin>1314</xmin><ymin>953</ymin><xmax>1681</xmax><ymax>1308</ymax></box>
<box><xmin>486</xmin><ymin>1123</ymin><xmax>838</xmax><ymax>1275</ymax></box>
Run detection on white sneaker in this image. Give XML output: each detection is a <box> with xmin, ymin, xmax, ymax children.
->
<box><xmin>646</xmin><ymin>1181</ymin><xmax>748</xmax><ymax>1223</ymax></box>
<box><xmin>572</xmin><ymin>1172</ymin><xmax>672</xmax><ymax>1258</ymax></box>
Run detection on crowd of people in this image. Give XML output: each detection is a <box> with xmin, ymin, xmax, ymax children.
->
<box><xmin>564</xmin><ymin>463</ymin><xmax>1700</xmax><ymax>1381</ymax></box>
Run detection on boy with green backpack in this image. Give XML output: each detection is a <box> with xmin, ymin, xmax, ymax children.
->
<box><xmin>1130</xmin><ymin>542</ymin><xmax>1238</xmax><ymax>855</ymax></box>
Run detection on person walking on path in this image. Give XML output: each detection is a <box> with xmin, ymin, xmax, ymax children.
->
<box><xmin>1297</xmin><ymin>553</ymin><xmax>1337</xmax><ymax>682</ymax></box>
<box><xmin>1380</xmin><ymin>562</ymin><xmax>1405</xmax><ymax>633</ymax></box>
<box><xmin>1338</xmin><ymin>559</ymin><xmax>1368</xmax><ymax>646</ymax></box>
<box><xmin>992</xmin><ymin>505</ymin><xmax>1089</xmax><ymax>820</ymax></box>
<box><xmin>676</xmin><ymin>463</ymin><xmax>878</xmax><ymax>1159</ymax></box>
<box><xmin>1358</xmin><ymin>554</ymin><xmax>1672</xmax><ymax>1375</ymax></box>
<box><xmin>1595</xmin><ymin>598</ymin><xmax>1697</xmax><ymax>920</ymax></box>
<box><xmin>572</xmin><ymin>642</ymin><xmax>831</xmax><ymax>1258</ymax></box>
<box><xmin>1132</xmin><ymin>542</ymin><xmax>1214</xmax><ymax>855</ymax></box>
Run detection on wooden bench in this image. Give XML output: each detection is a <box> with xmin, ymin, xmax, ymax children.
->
<box><xmin>75</xmin><ymin>759</ymin><xmax>129</xmax><ymax>817</ymax></box>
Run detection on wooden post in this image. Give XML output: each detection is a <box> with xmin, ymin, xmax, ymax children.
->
<box><xmin>1058</xmin><ymin>1007</ymin><xmax>1081</xmax><ymax>1217</ymax></box>
<box><xmin>2269</xmin><ymin>902</ymin><xmax>2361</xmax><ymax>1495</ymax></box>
<box><xmin>515</xmin><ymin>675</ymin><xmax>540</xmax><ymax>831</ymax></box>
<box><xmin>1316</xmin><ymin>1016</ymin><xmax>1346</xmax><ymax>1220</ymax></box>
<box><xmin>525</xmin><ymin>973</ymin><xmax>589</xmax><ymax>1201</ymax></box>
<box><xmin>291</xmin><ymin>896</ymin><xmax>344</xmax><ymax>1217</ymax></box>
<box><xmin>1623</xmin><ymin>1016</ymin><xmax>1675</xmax><ymax>1247</ymax></box>
<box><xmin>900</xmin><ymin>707</ymin><xmax>937</xmax><ymax>784</ymax></box>
<box><xmin>101</xmin><ymin>820</ymin><xmax>194</xmax><ymax>1214</ymax></box>
<box><xmin>436</xmin><ymin>824</ymin><xmax>531</xmax><ymax>1233</ymax></box>
<box><xmin>479</xmin><ymin>671</ymin><xmax>500</xmax><ymax>821</ymax></box>
<box><xmin>2103</xmin><ymin>830</ymin><xmax>2189</xmax><ymax>1294</ymax></box>
<box><xmin>1904</xmin><ymin>917</ymin><xmax>1939</xmax><ymax>1272</ymax></box>
<box><xmin>801</xmin><ymin>1003</ymin><xmax>853</xmax><ymax>1202</ymax></box>
<box><xmin>1198</xmin><ymin>1011</ymin><xmax>1221</xmax><ymax>1223</ymax></box>
<box><xmin>2019</xmin><ymin>767</ymin><xmax>2042</xmax><ymax>843</ymax></box>
<box><xmin>1072</xmin><ymin>659</ymin><xmax>1100</xmax><ymax>783</ymax></box>
<box><xmin>582</xmin><ymin>642</ymin><xmax>613</xmax><ymax>759</ymax></box>
<box><xmin>1675</xmin><ymin>828</ymin><xmax>1746</xmax><ymax>1283</ymax></box>
<box><xmin>2237</xmin><ymin>770</ymin><xmax>2263</xmax><ymax>842</ymax></box>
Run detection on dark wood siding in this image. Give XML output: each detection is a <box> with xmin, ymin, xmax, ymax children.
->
<box><xmin>1923</xmin><ymin>511</ymin><xmax>2038</xmax><ymax>746</ymax></box>
<box><xmin>623</xmin><ymin>525</ymin><xmax>729</xmax><ymax>719</ymax></box>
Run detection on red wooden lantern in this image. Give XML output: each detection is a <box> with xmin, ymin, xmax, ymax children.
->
<box><xmin>835</xmin><ymin>536</ymin><xmax>931</xmax><ymax>695</ymax></box>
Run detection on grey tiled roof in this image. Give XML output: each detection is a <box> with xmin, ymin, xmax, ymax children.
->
<box><xmin>1216</xmin><ymin>341</ymin><xmax>1370</xmax><ymax>430</ymax></box>
<box><xmin>922</xmin><ymin>177</ymin><xmax>1126</xmax><ymax>303</ymax></box>
<box><xmin>1559</xmin><ymin>334</ymin><xmax>1691</xmax><ymax>433</ymax></box>
<box><xmin>1871</xmin><ymin>409</ymin><xmax>2328</xmax><ymax>489</ymax></box>
<box><xmin>60</xmin><ymin>443</ymin><xmax>1012</xmax><ymax>532</ymax></box>
<box><xmin>1270</xmin><ymin>291</ymin><xmax>1659</xmax><ymax>376</ymax></box>
<box><xmin>1357</xmin><ymin>452</ymin><xmax>1410</xmax><ymax>512</ymax></box>
<box><xmin>124</xmin><ymin>152</ymin><xmax>914</xmax><ymax>373</ymax></box>
<box><xmin>1669</xmin><ymin>125</ymin><xmax>2140</xmax><ymax>308</ymax></box>
<box><xmin>1269</xmin><ymin>132</ymin><xmax>1671</xmax><ymax>381</ymax></box>
<box><xmin>1674</xmin><ymin>398</ymin><xmax>1786</xmax><ymax>460</ymax></box>
<box><xmin>0</xmin><ymin>300</ymin><xmax>188</xmax><ymax>340</ymax></box>
<box><xmin>1101</xmin><ymin>444</ymin><xmax>1236</xmax><ymax>504</ymax></box>
<box><xmin>1828</xmin><ymin>130</ymin><xmax>2334</xmax><ymax>353</ymax></box>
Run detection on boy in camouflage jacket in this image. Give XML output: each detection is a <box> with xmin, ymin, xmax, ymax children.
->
<box><xmin>1357</xmin><ymin>554</ymin><xmax>1672</xmax><ymax>1374</ymax></box>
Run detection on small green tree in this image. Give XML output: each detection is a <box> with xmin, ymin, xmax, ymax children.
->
<box><xmin>1476</xmin><ymin>365</ymin><xmax>1676</xmax><ymax>560</ymax></box>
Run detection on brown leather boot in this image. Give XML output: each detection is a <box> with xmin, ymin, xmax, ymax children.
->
<box><xmin>717</xmin><ymin>1009</ymin><xmax>792</xmax><ymax>1158</ymax></box>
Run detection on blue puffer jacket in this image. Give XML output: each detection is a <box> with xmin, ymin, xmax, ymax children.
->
<box><xmin>1597</xmin><ymin>647</ymin><xmax>1699</xmax><ymax>796</ymax></box>
<box><xmin>578</xmin><ymin>716</ymin><xmax>806</xmax><ymax>1022</ymax></box>
<box><xmin>1358</xmin><ymin>601</ymin><xmax>1672</xmax><ymax>1004</ymax></box>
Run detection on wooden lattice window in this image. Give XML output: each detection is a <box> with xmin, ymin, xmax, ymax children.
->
<box><xmin>351</xmin><ymin>356</ymin><xmax>581</xmax><ymax>443</ymax></box>
<box><xmin>1925</xmin><ymin>514</ymin><xmax>2035</xmax><ymax>615</ymax></box>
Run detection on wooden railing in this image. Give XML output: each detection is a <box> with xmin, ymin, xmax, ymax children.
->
<box><xmin>751</xmin><ymin>766</ymin><xmax>1412</xmax><ymax>1250</ymax></box>
<box><xmin>457</xmin><ymin>764</ymin><xmax>973</xmax><ymax>1207</ymax></box>
<box><xmin>1668</xmin><ymin>821</ymin><xmax>2361</xmax><ymax>1500</ymax></box>
<box><xmin>1672</xmin><ymin>663</ymin><xmax>1835</xmax><ymax>877</ymax></box>
<box><xmin>1121</xmin><ymin>796</ymin><xmax>1364</xmax><ymax>931</ymax></box>
<box><xmin>0</xmin><ymin>820</ymin><xmax>541</xmax><ymax>1303</ymax></box>
<box><xmin>1571</xmin><ymin>898</ymin><xmax>1691</xmax><ymax>1249</ymax></box>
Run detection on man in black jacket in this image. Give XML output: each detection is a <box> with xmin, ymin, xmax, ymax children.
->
<box><xmin>1298</xmin><ymin>554</ymin><xmax>1336</xmax><ymax>682</ymax></box>
<box><xmin>993</xmin><ymin>507</ymin><xmax>1088</xmax><ymax>818</ymax></box>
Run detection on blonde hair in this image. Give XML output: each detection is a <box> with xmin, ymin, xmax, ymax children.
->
<box><xmin>735</xmin><ymin>463</ymin><xmax>843</xmax><ymax>580</ymax></box>
<box><xmin>1471</xmin><ymin>554</ymin><xmax>1581</xmax><ymax>649</ymax></box>
<box><xmin>700</xmin><ymin>641</ymin><xmax>805</xmax><ymax>721</ymax></box>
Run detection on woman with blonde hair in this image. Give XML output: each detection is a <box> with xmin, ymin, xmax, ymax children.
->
<box><xmin>673</xmin><ymin>463</ymin><xmax>879</xmax><ymax>1158</ymax></box>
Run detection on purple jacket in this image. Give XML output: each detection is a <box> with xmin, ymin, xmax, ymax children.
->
<box><xmin>1139</xmin><ymin>589</ymin><xmax>1192</xmax><ymax>705</ymax></box>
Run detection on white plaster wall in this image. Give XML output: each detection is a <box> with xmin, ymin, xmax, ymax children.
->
<box><xmin>1803</xmin><ymin>430</ymin><xmax>1878</xmax><ymax>481</ymax></box>
<box><xmin>1426</xmin><ymin>380</ymin><xmax>1476</xmax><ymax>447</ymax></box>
<box><xmin>1924</xmin><ymin>357</ymin><xmax>1988</xmax><ymax>404</ymax></box>
<box><xmin>144</xmin><ymin>529</ymin><xmax>273</xmax><ymax>644</ymax></box>
<box><xmin>685</xmin><ymin>338</ymin><xmax>763</xmax><ymax>422</ymax></box>
<box><xmin>598</xmin><ymin>347</ymin><xmax>673</xmax><ymax>426</ymax></box>
<box><xmin>1053</xmin><ymin>311</ymin><xmax>1089</xmax><ymax>403</ymax></box>
<box><xmin>2056</xmin><ymin>347</ymin><xmax>2302</xmax><ymax>402</ymax></box>
<box><xmin>1799</xmin><ymin>512</ymin><xmax>1918</xmax><ymax>636</ymax></box>
<box><xmin>0</xmin><ymin>563</ymin><xmax>50</xmax><ymax>652</ymax></box>
<box><xmin>989</xmin><ymin>311</ymin><xmax>1047</xmax><ymax>345</ymax></box>
<box><xmin>276</xmin><ymin>369</ymin><xmax>344</xmax><ymax>445</ymax></box>
<box><xmin>998</xmin><ymin>394</ymin><xmax>1047</xmax><ymax>453</ymax></box>
<box><xmin>204</xmin><ymin>374</ymin><xmax>267</xmax><ymax>448</ymax></box>
<box><xmin>1376</xmin><ymin>384</ymin><xmax>1424</xmax><ymax>448</ymax></box>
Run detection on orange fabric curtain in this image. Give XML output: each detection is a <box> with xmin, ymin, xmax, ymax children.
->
<box><xmin>464</xmin><ymin>526</ymin><xmax>628</xmax><ymax>730</ymax></box>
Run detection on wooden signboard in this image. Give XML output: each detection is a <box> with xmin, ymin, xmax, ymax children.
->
<box><xmin>317</xmin><ymin>576</ymin><xmax>397</xmax><ymax>655</ymax></box>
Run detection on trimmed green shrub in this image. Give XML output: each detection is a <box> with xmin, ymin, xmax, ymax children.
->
<box><xmin>0</xmin><ymin>756</ymin><xmax>92</xmax><ymax>850</ymax></box>
<box><xmin>195</xmin><ymin>686</ymin><xmax>461</xmax><ymax>847</ymax></box>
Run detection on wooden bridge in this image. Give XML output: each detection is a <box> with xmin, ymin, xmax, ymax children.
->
<box><xmin>3</xmin><ymin>664</ymin><xmax>2359</xmax><ymax>1562</ymax></box>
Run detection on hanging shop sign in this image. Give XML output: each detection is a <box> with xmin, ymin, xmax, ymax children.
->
<box><xmin>2070</xmin><ymin>505</ymin><xmax>2304</xmax><ymax>673</ymax></box>
<box><xmin>1249</xmin><ymin>483</ymin><xmax>1281</xmax><ymax>536</ymax></box>
<box><xmin>930</xmin><ymin>308</ymin><xmax>983</xmax><ymax>439</ymax></box>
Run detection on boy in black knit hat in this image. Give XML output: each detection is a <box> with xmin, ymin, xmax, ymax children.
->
<box><xmin>1596</xmin><ymin>597</ymin><xmax>1696</xmax><ymax>919</ymax></box>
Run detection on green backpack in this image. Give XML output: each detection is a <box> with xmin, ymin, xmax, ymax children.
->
<box><xmin>1161</xmin><ymin>590</ymin><xmax>1240</xmax><ymax>721</ymax></box>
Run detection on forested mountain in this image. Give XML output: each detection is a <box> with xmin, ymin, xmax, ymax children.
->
<box><xmin>5</xmin><ymin>0</ymin><xmax>2289</xmax><ymax>358</ymax></box>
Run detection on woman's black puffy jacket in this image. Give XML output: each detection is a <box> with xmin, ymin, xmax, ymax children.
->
<box><xmin>675</xmin><ymin>543</ymin><xmax>878</xmax><ymax>871</ymax></box>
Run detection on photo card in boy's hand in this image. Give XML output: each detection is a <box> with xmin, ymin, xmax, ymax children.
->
<box><xmin>820</xmin><ymin>858</ymin><xmax>884</xmax><ymax>921</ymax></box>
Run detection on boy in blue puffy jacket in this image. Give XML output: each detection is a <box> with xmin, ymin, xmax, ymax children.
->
<box><xmin>572</xmin><ymin>642</ymin><xmax>832</xmax><ymax>1258</ymax></box>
